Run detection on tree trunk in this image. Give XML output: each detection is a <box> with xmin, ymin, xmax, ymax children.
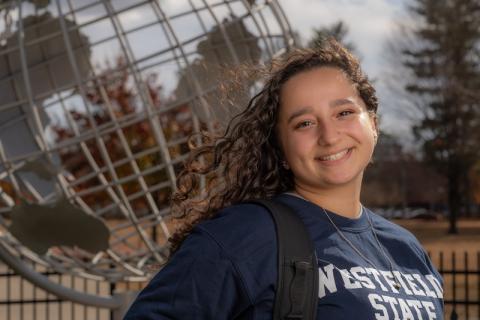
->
<box><xmin>448</xmin><ymin>161</ymin><xmax>460</xmax><ymax>234</ymax></box>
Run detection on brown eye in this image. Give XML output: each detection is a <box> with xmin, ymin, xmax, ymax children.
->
<box><xmin>338</xmin><ymin>110</ymin><xmax>354</xmax><ymax>117</ymax></box>
<box><xmin>295</xmin><ymin>120</ymin><xmax>314</xmax><ymax>129</ymax></box>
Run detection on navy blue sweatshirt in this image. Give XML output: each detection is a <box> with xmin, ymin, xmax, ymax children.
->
<box><xmin>125</xmin><ymin>193</ymin><xmax>444</xmax><ymax>319</ymax></box>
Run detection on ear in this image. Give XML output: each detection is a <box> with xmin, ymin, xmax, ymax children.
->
<box><xmin>370</xmin><ymin>113</ymin><xmax>379</xmax><ymax>144</ymax></box>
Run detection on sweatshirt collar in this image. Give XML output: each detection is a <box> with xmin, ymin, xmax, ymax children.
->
<box><xmin>275</xmin><ymin>193</ymin><xmax>371</xmax><ymax>232</ymax></box>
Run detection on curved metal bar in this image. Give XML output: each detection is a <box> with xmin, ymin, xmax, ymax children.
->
<box><xmin>8</xmin><ymin>1</ymin><xmax>86</xmax><ymax>277</ymax></box>
<box><xmin>267</xmin><ymin>0</ymin><xmax>295</xmax><ymax>50</ymax></box>
<box><xmin>151</xmin><ymin>0</ymin><xmax>215</xmax><ymax>131</ymax></box>
<box><xmin>150</xmin><ymin>0</ymin><xmax>214</xmax><ymax>199</ymax></box>
<box><xmin>65</xmin><ymin>0</ymin><xmax>172</xmax><ymax>249</ymax></box>
<box><xmin>15</xmin><ymin>0</ymin><xmax>56</xmax><ymax>156</ymax></box>
<box><xmin>0</xmin><ymin>240</ymin><xmax>122</xmax><ymax>309</ymax></box>
<box><xmin>100</xmin><ymin>0</ymin><xmax>174</xmax><ymax>262</ymax></box>
<box><xmin>1</xmin><ymin>0</ymin><xmax>295</xmax><ymax>283</ymax></box>
<box><xmin>200</xmin><ymin>0</ymin><xmax>240</xmax><ymax>65</ymax></box>
<box><xmin>239</xmin><ymin>0</ymin><xmax>274</xmax><ymax>57</ymax></box>
<box><xmin>102</xmin><ymin>0</ymin><xmax>177</xmax><ymax>193</ymax></box>
<box><xmin>151</xmin><ymin>0</ymin><xmax>206</xmax><ymax>192</ymax></box>
<box><xmin>53</xmin><ymin>0</ymin><xmax>153</xmax><ymax>274</ymax></box>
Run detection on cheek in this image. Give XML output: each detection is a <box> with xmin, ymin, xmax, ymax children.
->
<box><xmin>356</xmin><ymin>115</ymin><xmax>377</xmax><ymax>142</ymax></box>
<box><xmin>284</xmin><ymin>133</ymin><xmax>317</xmax><ymax>165</ymax></box>
<box><xmin>279</xmin><ymin>131</ymin><xmax>307</xmax><ymax>161</ymax></box>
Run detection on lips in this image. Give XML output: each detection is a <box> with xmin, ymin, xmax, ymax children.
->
<box><xmin>316</xmin><ymin>148</ymin><xmax>352</xmax><ymax>162</ymax></box>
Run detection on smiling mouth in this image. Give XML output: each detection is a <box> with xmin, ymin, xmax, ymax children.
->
<box><xmin>317</xmin><ymin>148</ymin><xmax>352</xmax><ymax>162</ymax></box>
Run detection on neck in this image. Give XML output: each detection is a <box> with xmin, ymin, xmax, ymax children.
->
<box><xmin>293</xmin><ymin>182</ymin><xmax>362</xmax><ymax>219</ymax></box>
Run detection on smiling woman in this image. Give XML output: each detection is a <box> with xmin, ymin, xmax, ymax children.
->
<box><xmin>277</xmin><ymin>67</ymin><xmax>378</xmax><ymax>216</ymax></box>
<box><xmin>124</xmin><ymin>40</ymin><xmax>444</xmax><ymax>319</ymax></box>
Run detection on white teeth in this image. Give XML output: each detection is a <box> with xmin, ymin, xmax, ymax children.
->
<box><xmin>319</xmin><ymin>149</ymin><xmax>349</xmax><ymax>161</ymax></box>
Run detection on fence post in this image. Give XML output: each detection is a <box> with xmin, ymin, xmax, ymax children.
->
<box><xmin>450</xmin><ymin>309</ymin><xmax>458</xmax><ymax>320</ymax></box>
<box><xmin>464</xmin><ymin>252</ymin><xmax>469</xmax><ymax>319</ymax></box>
<box><xmin>452</xmin><ymin>251</ymin><xmax>456</xmax><ymax>317</ymax></box>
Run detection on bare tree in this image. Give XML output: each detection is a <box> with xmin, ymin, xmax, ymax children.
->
<box><xmin>400</xmin><ymin>0</ymin><xmax>480</xmax><ymax>233</ymax></box>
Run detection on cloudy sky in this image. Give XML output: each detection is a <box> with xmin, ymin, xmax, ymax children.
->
<box><xmin>278</xmin><ymin>0</ymin><xmax>414</xmax><ymax>144</ymax></box>
<box><xmin>105</xmin><ymin>0</ymin><xmax>416</xmax><ymax>144</ymax></box>
<box><xmin>2</xmin><ymin>0</ymin><xmax>416</xmax><ymax>147</ymax></box>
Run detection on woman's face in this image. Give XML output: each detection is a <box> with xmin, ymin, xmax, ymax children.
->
<box><xmin>276</xmin><ymin>67</ymin><xmax>377</xmax><ymax>193</ymax></box>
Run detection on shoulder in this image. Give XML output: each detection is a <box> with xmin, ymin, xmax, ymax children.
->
<box><xmin>367</xmin><ymin>209</ymin><xmax>443</xmax><ymax>282</ymax></box>
<box><xmin>126</xmin><ymin>218</ymin><xmax>255</xmax><ymax>318</ymax></box>
<box><xmin>368</xmin><ymin>208</ymin><xmax>417</xmax><ymax>238</ymax></box>
<box><xmin>367</xmin><ymin>208</ymin><xmax>428</xmax><ymax>258</ymax></box>
<box><xmin>196</xmin><ymin>202</ymin><xmax>277</xmax><ymax>261</ymax></box>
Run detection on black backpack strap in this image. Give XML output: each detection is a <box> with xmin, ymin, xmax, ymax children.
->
<box><xmin>250</xmin><ymin>199</ymin><xmax>319</xmax><ymax>320</ymax></box>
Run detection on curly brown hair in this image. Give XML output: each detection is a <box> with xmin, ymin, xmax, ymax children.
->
<box><xmin>168</xmin><ymin>39</ymin><xmax>378</xmax><ymax>254</ymax></box>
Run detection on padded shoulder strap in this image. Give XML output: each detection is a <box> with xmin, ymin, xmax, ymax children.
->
<box><xmin>250</xmin><ymin>199</ymin><xmax>318</xmax><ymax>320</ymax></box>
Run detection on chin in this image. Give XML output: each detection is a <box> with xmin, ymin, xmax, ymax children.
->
<box><xmin>320</xmin><ymin>173</ymin><xmax>361</xmax><ymax>188</ymax></box>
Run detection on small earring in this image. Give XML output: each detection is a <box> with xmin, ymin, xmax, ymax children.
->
<box><xmin>281</xmin><ymin>160</ymin><xmax>290</xmax><ymax>170</ymax></box>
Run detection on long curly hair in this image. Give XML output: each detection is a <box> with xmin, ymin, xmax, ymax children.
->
<box><xmin>169</xmin><ymin>39</ymin><xmax>378</xmax><ymax>254</ymax></box>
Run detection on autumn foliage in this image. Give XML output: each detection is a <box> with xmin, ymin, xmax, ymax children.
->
<box><xmin>52</xmin><ymin>57</ymin><xmax>193</xmax><ymax>216</ymax></box>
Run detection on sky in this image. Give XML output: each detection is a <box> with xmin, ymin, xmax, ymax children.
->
<box><xmin>278</xmin><ymin>0</ymin><xmax>414</xmax><ymax>146</ymax></box>
<box><xmin>279</xmin><ymin>0</ymin><xmax>405</xmax><ymax>75</ymax></box>
<box><xmin>0</xmin><ymin>0</ymin><xmax>417</xmax><ymax>148</ymax></box>
<box><xmin>75</xmin><ymin>0</ymin><xmax>416</xmax><ymax>145</ymax></box>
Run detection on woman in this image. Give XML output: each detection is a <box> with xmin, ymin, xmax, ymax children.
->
<box><xmin>125</xmin><ymin>40</ymin><xmax>444</xmax><ymax>319</ymax></box>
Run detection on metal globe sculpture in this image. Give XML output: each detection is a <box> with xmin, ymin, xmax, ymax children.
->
<box><xmin>0</xmin><ymin>0</ymin><xmax>293</xmax><ymax>308</ymax></box>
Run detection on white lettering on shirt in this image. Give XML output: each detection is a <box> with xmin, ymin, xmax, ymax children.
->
<box><xmin>381</xmin><ymin>270</ymin><xmax>400</xmax><ymax>293</ymax></box>
<box><xmin>318</xmin><ymin>264</ymin><xmax>337</xmax><ymax>298</ymax></box>
<box><xmin>351</xmin><ymin>266</ymin><xmax>376</xmax><ymax>289</ymax></box>
<box><xmin>393</xmin><ymin>271</ymin><xmax>413</xmax><ymax>295</ymax></box>
<box><xmin>368</xmin><ymin>293</ymin><xmax>389</xmax><ymax>320</ymax></box>
<box><xmin>407</xmin><ymin>299</ymin><xmax>425</xmax><ymax>320</ymax></box>
<box><xmin>404</xmin><ymin>274</ymin><xmax>426</xmax><ymax>296</ymax></box>
<box><xmin>366</xmin><ymin>268</ymin><xmax>389</xmax><ymax>291</ymax></box>
<box><xmin>340</xmin><ymin>269</ymin><xmax>362</xmax><ymax>289</ymax></box>
<box><xmin>413</xmin><ymin>274</ymin><xmax>437</xmax><ymax>298</ymax></box>
<box><xmin>316</xmin><ymin>264</ymin><xmax>443</xmax><ymax>319</ymax></box>
<box><xmin>398</xmin><ymin>297</ymin><xmax>415</xmax><ymax>320</ymax></box>
<box><xmin>425</xmin><ymin>275</ymin><xmax>444</xmax><ymax>298</ymax></box>
<box><xmin>421</xmin><ymin>301</ymin><xmax>437</xmax><ymax>320</ymax></box>
<box><xmin>383</xmin><ymin>295</ymin><xmax>401</xmax><ymax>320</ymax></box>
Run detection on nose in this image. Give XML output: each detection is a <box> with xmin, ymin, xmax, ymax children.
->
<box><xmin>317</xmin><ymin>121</ymin><xmax>341</xmax><ymax>146</ymax></box>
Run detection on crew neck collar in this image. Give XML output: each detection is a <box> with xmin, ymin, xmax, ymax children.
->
<box><xmin>283</xmin><ymin>191</ymin><xmax>363</xmax><ymax>218</ymax></box>
<box><xmin>275</xmin><ymin>193</ymin><xmax>370</xmax><ymax>232</ymax></box>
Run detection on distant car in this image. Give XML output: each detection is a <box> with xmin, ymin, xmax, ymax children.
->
<box><xmin>406</xmin><ymin>208</ymin><xmax>438</xmax><ymax>220</ymax></box>
<box><xmin>374</xmin><ymin>208</ymin><xmax>405</xmax><ymax>219</ymax></box>
<box><xmin>374</xmin><ymin>207</ymin><xmax>439</xmax><ymax>220</ymax></box>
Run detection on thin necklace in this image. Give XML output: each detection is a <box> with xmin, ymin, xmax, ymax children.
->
<box><xmin>287</xmin><ymin>192</ymin><xmax>402</xmax><ymax>290</ymax></box>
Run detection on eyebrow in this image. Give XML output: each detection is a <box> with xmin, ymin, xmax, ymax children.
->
<box><xmin>329</xmin><ymin>98</ymin><xmax>356</xmax><ymax>108</ymax></box>
<box><xmin>286</xmin><ymin>98</ymin><xmax>357</xmax><ymax>124</ymax></box>
<box><xmin>286</xmin><ymin>106</ymin><xmax>314</xmax><ymax>124</ymax></box>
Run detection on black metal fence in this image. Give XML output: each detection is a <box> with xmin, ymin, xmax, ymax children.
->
<box><xmin>428</xmin><ymin>251</ymin><xmax>480</xmax><ymax>320</ymax></box>
<box><xmin>0</xmin><ymin>251</ymin><xmax>479</xmax><ymax>319</ymax></box>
